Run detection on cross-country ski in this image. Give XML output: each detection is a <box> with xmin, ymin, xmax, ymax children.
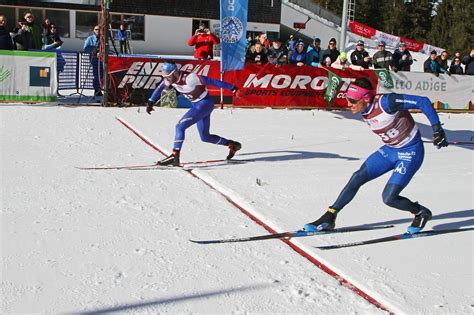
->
<box><xmin>190</xmin><ymin>224</ymin><xmax>395</xmax><ymax>244</ymax></box>
<box><xmin>316</xmin><ymin>228</ymin><xmax>474</xmax><ymax>250</ymax></box>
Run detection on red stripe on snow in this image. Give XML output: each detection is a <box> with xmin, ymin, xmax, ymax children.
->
<box><xmin>116</xmin><ymin>116</ymin><xmax>395</xmax><ymax>314</ymax></box>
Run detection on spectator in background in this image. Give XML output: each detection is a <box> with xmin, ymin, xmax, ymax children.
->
<box><xmin>372</xmin><ymin>41</ymin><xmax>392</xmax><ymax>70</ymax></box>
<box><xmin>12</xmin><ymin>21</ymin><xmax>33</xmax><ymax>50</ymax></box>
<box><xmin>391</xmin><ymin>42</ymin><xmax>413</xmax><ymax>72</ymax></box>
<box><xmin>424</xmin><ymin>50</ymin><xmax>441</xmax><ymax>76</ymax></box>
<box><xmin>267</xmin><ymin>38</ymin><xmax>288</xmax><ymax>66</ymax></box>
<box><xmin>256</xmin><ymin>33</ymin><xmax>270</xmax><ymax>49</ymax></box>
<box><xmin>450</xmin><ymin>51</ymin><xmax>461</xmax><ymax>65</ymax></box>
<box><xmin>320</xmin><ymin>38</ymin><xmax>340</xmax><ymax>66</ymax></box>
<box><xmin>288</xmin><ymin>39</ymin><xmax>306</xmax><ymax>66</ymax></box>
<box><xmin>23</xmin><ymin>11</ymin><xmax>42</xmax><ymax>50</ymax></box>
<box><xmin>350</xmin><ymin>40</ymin><xmax>371</xmax><ymax>69</ymax></box>
<box><xmin>306</xmin><ymin>37</ymin><xmax>321</xmax><ymax>67</ymax></box>
<box><xmin>187</xmin><ymin>23</ymin><xmax>219</xmax><ymax>60</ymax></box>
<box><xmin>332</xmin><ymin>52</ymin><xmax>364</xmax><ymax>71</ymax></box>
<box><xmin>43</xmin><ymin>23</ymin><xmax>63</xmax><ymax>50</ymax></box>
<box><xmin>118</xmin><ymin>23</ymin><xmax>130</xmax><ymax>54</ymax></box>
<box><xmin>83</xmin><ymin>25</ymin><xmax>103</xmax><ymax>97</ymax></box>
<box><xmin>449</xmin><ymin>56</ymin><xmax>464</xmax><ymax>75</ymax></box>
<box><xmin>323</xmin><ymin>56</ymin><xmax>332</xmax><ymax>67</ymax></box>
<box><xmin>42</xmin><ymin>18</ymin><xmax>51</xmax><ymax>36</ymax></box>
<box><xmin>436</xmin><ymin>51</ymin><xmax>449</xmax><ymax>74</ymax></box>
<box><xmin>462</xmin><ymin>50</ymin><xmax>474</xmax><ymax>75</ymax></box>
<box><xmin>286</xmin><ymin>34</ymin><xmax>295</xmax><ymax>51</ymax></box>
<box><xmin>0</xmin><ymin>15</ymin><xmax>14</xmax><ymax>50</ymax></box>
<box><xmin>245</xmin><ymin>42</ymin><xmax>268</xmax><ymax>64</ymax></box>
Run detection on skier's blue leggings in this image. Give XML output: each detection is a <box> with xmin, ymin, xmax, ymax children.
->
<box><xmin>331</xmin><ymin>141</ymin><xmax>425</xmax><ymax>213</ymax></box>
<box><xmin>173</xmin><ymin>95</ymin><xmax>228</xmax><ymax>150</ymax></box>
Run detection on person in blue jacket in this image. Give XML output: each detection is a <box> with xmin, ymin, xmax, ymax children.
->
<box><xmin>303</xmin><ymin>77</ymin><xmax>448</xmax><ymax>234</ymax></box>
<box><xmin>147</xmin><ymin>62</ymin><xmax>241</xmax><ymax>166</ymax></box>
<box><xmin>305</xmin><ymin>37</ymin><xmax>321</xmax><ymax>67</ymax></box>
<box><xmin>83</xmin><ymin>25</ymin><xmax>103</xmax><ymax>96</ymax></box>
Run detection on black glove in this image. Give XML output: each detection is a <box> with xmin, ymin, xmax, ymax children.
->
<box><xmin>232</xmin><ymin>87</ymin><xmax>239</xmax><ymax>96</ymax></box>
<box><xmin>146</xmin><ymin>99</ymin><xmax>155</xmax><ymax>115</ymax></box>
<box><xmin>432</xmin><ymin>123</ymin><xmax>448</xmax><ymax>149</ymax></box>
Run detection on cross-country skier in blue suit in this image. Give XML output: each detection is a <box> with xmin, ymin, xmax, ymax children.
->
<box><xmin>303</xmin><ymin>77</ymin><xmax>448</xmax><ymax>234</ymax></box>
<box><xmin>147</xmin><ymin>61</ymin><xmax>241</xmax><ymax>166</ymax></box>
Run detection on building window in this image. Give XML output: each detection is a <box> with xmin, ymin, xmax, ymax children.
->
<box><xmin>0</xmin><ymin>6</ymin><xmax>16</xmax><ymax>32</ymax></box>
<box><xmin>45</xmin><ymin>10</ymin><xmax>70</xmax><ymax>38</ymax></box>
<box><xmin>109</xmin><ymin>14</ymin><xmax>144</xmax><ymax>41</ymax></box>
<box><xmin>76</xmin><ymin>11</ymin><xmax>99</xmax><ymax>39</ymax></box>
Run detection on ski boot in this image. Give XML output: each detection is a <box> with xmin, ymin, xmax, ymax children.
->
<box><xmin>303</xmin><ymin>208</ymin><xmax>338</xmax><ymax>232</ymax></box>
<box><xmin>226</xmin><ymin>140</ymin><xmax>242</xmax><ymax>160</ymax></box>
<box><xmin>157</xmin><ymin>150</ymin><xmax>180</xmax><ymax>166</ymax></box>
<box><xmin>407</xmin><ymin>204</ymin><xmax>432</xmax><ymax>234</ymax></box>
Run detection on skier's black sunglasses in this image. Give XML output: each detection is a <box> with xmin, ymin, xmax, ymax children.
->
<box><xmin>346</xmin><ymin>97</ymin><xmax>360</xmax><ymax>104</ymax></box>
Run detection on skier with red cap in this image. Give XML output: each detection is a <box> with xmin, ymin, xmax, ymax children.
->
<box><xmin>303</xmin><ymin>77</ymin><xmax>448</xmax><ymax>234</ymax></box>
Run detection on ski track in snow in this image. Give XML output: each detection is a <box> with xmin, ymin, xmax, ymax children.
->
<box><xmin>1</xmin><ymin>105</ymin><xmax>473</xmax><ymax>314</ymax></box>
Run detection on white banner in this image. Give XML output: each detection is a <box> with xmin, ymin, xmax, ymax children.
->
<box><xmin>0</xmin><ymin>50</ymin><xmax>57</xmax><ymax>102</ymax></box>
<box><xmin>377</xmin><ymin>72</ymin><xmax>474</xmax><ymax>110</ymax></box>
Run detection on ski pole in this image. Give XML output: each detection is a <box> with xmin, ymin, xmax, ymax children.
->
<box><xmin>423</xmin><ymin>140</ymin><xmax>474</xmax><ymax>146</ymax></box>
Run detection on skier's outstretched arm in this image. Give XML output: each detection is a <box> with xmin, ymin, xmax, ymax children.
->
<box><xmin>200</xmin><ymin>76</ymin><xmax>238</xmax><ymax>94</ymax></box>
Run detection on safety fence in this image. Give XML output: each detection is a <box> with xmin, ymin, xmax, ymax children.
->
<box><xmin>57</xmin><ymin>51</ymin><xmax>95</xmax><ymax>94</ymax></box>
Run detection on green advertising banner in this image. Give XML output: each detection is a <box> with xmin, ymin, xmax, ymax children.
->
<box><xmin>0</xmin><ymin>50</ymin><xmax>57</xmax><ymax>102</ymax></box>
<box><xmin>324</xmin><ymin>69</ymin><xmax>343</xmax><ymax>105</ymax></box>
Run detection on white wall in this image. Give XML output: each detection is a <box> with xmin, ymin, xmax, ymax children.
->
<box><xmin>281</xmin><ymin>2</ymin><xmax>340</xmax><ymax>47</ymax></box>
<box><xmin>59</xmin><ymin>12</ymin><xmax>279</xmax><ymax>55</ymax></box>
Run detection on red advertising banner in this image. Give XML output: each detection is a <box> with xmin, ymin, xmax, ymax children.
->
<box><xmin>399</xmin><ymin>37</ymin><xmax>425</xmax><ymax>52</ymax></box>
<box><xmin>348</xmin><ymin>21</ymin><xmax>442</xmax><ymax>53</ymax></box>
<box><xmin>107</xmin><ymin>55</ymin><xmax>378</xmax><ymax>108</ymax></box>
<box><xmin>349</xmin><ymin>21</ymin><xmax>377</xmax><ymax>38</ymax></box>
<box><xmin>108</xmin><ymin>56</ymin><xmax>226</xmax><ymax>104</ymax></box>
<box><xmin>224</xmin><ymin>63</ymin><xmax>378</xmax><ymax>108</ymax></box>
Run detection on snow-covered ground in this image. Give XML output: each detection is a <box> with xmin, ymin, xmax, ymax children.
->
<box><xmin>1</xmin><ymin>104</ymin><xmax>473</xmax><ymax>314</ymax></box>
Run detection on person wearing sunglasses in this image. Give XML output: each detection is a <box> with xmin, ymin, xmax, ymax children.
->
<box><xmin>146</xmin><ymin>61</ymin><xmax>241</xmax><ymax>166</ymax></box>
<box><xmin>23</xmin><ymin>11</ymin><xmax>42</xmax><ymax>50</ymax></box>
<box><xmin>303</xmin><ymin>77</ymin><xmax>448</xmax><ymax>235</ymax></box>
<box><xmin>83</xmin><ymin>25</ymin><xmax>103</xmax><ymax>97</ymax></box>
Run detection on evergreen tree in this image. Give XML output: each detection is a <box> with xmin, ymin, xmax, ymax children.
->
<box><xmin>429</xmin><ymin>0</ymin><xmax>454</xmax><ymax>50</ymax></box>
<box><xmin>406</xmin><ymin>0</ymin><xmax>435</xmax><ymax>41</ymax></box>
<box><xmin>446</xmin><ymin>0</ymin><xmax>474</xmax><ymax>54</ymax></box>
<box><xmin>353</xmin><ymin>0</ymin><xmax>385</xmax><ymax>30</ymax></box>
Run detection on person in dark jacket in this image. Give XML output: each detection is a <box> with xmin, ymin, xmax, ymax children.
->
<box><xmin>319</xmin><ymin>37</ymin><xmax>340</xmax><ymax>65</ymax></box>
<box><xmin>424</xmin><ymin>50</ymin><xmax>441</xmax><ymax>76</ymax></box>
<box><xmin>350</xmin><ymin>39</ymin><xmax>371</xmax><ymax>69</ymax></box>
<box><xmin>0</xmin><ymin>15</ymin><xmax>14</xmax><ymax>50</ymax></box>
<box><xmin>12</xmin><ymin>21</ymin><xmax>34</xmax><ymax>50</ymax></box>
<box><xmin>306</xmin><ymin>37</ymin><xmax>321</xmax><ymax>67</ymax></box>
<box><xmin>461</xmin><ymin>50</ymin><xmax>474</xmax><ymax>75</ymax></box>
<box><xmin>245</xmin><ymin>42</ymin><xmax>268</xmax><ymax>64</ymax></box>
<box><xmin>267</xmin><ymin>38</ymin><xmax>288</xmax><ymax>66</ymax></box>
<box><xmin>391</xmin><ymin>42</ymin><xmax>413</xmax><ymax>72</ymax></box>
<box><xmin>449</xmin><ymin>57</ymin><xmax>464</xmax><ymax>75</ymax></box>
<box><xmin>23</xmin><ymin>11</ymin><xmax>42</xmax><ymax>50</ymax></box>
<box><xmin>43</xmin><ymin>23</ymin><xmax>63</xmax><ymax>50</ymax></box>
<box><xmin>436</xmin><ymin>51</ymin><xmax>449</xmax><ymax>74</ymax></box>
<box><xmin>372</xmin><ymin>41</ymin><xmax>392</xmax><ymax>69</ymax></box>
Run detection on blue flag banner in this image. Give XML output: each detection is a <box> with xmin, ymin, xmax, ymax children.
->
<box><xmin>220</xmin><ymin>0</ymin><xmax>248</xmax><ymax>71</ymax></box>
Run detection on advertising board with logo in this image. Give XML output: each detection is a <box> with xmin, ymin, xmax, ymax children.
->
<box><xmin>108</xmin><ymin>55</ymin><xmax>472</xmax><ymax>110</ymax></box>
<box><xmin>0</xmin><ymin>50</ymin><xmax>57</xmax><ymax>102</ymax></box>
